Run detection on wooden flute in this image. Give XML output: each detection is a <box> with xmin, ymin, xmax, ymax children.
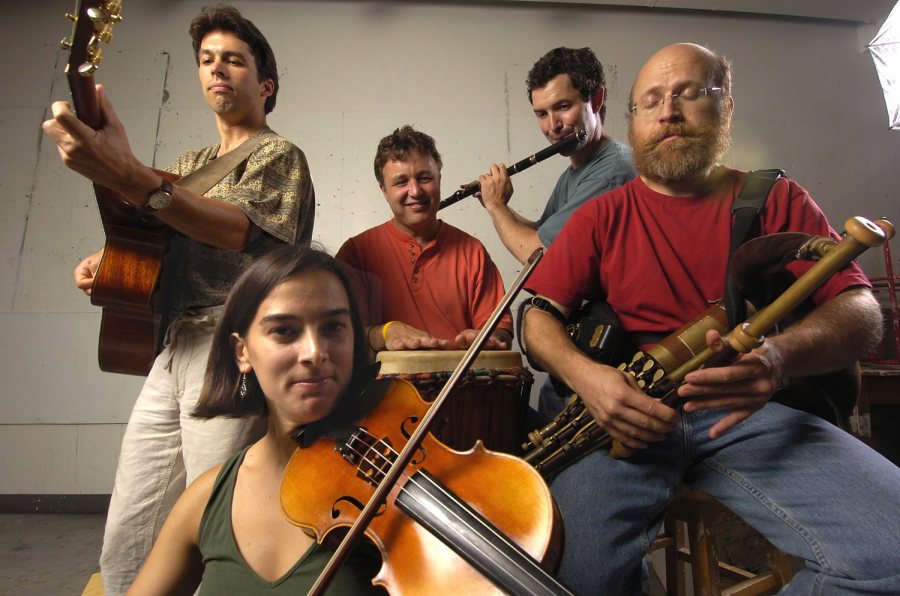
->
<box><xmin>438</xmin><ymin>129</ymin><xmax>587</xmax><ymax>210</ymax></box>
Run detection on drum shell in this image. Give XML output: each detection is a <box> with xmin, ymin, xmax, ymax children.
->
<box><xmin>376</xmin><ymin>350</ymin><xmax>532</xmax><ymax>454</ymax></box>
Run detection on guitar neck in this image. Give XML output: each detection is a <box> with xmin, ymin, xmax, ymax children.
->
<box><xmin>64</xmin><ymin>0</ymin><xmax>121</xmax><ymax>129</ymax></box>
<box><xmin>67</xmin><ymin>66</ymin><xmax>100</xmax><ymax>129</ymax></box>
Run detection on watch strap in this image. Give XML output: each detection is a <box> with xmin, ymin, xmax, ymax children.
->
<box><xmin>140</xmin><ymin>177</ymin><xmax>174</xmax><ymax>214</ymax></box>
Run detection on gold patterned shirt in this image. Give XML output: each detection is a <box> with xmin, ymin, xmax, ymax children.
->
<box><xmin>166</xmin><ymin>128</ymin><xmax>314</xmax><ymax>318</ymax></box>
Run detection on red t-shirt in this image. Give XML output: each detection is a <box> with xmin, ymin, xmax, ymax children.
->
<box><xmin>337</xmin><ymin>220</ymin><xmax>514</xmax><ymax>341</ymax></box>
<box><xmin>526</xmin><ymin>169</ymin><xmax>870</xmax><ymax>336</ymax></box>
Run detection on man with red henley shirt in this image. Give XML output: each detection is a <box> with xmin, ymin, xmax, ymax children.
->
<box><xmin>337</xmin><ymin>125</ymin><xmax>513</xmax><ymax>352</ymax></box>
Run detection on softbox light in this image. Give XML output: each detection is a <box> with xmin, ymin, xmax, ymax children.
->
<box><xmin>869</xmin><ymin>0</ymin><xmax>900</xmax><ymax>129</ymax></box>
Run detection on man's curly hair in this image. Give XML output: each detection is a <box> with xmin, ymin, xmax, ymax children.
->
<box><xmin>373</xmin><ymin>126</ymin><xmax>443</xmax><ymax>186</ymax></box>
<box><xmin>526</xmin><ymin>47</ymin><xmax>606</xmax><ymax>123</ymax></box>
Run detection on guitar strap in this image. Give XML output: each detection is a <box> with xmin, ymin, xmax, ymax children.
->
<box><xmin>174</xmin><ymin>129</ymin><xmax>278</xmax><ymax>195</ymax></box>
<box><xmin>147</xmin><ymin>129</ymin><xmax>278</xmax><ymax>349</ymax></box>
<box><xmin>724</xmin><ymin>169</ymin><xmax>785</xmax><ymax>329</ymax></box>
<box><xmin>723</xmin><ymin>169</ymin><xmax>859</xmax><ymax>427</ymax></box>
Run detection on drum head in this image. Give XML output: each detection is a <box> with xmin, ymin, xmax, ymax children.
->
<box><xmin>376</xmin><ymin>350</ymin><xmax>523</xmax><ymax>375</ymax></box>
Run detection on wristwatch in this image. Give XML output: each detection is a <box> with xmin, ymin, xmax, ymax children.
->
<box><xmin>142</xmin><ymin>178</ymin><xmax>174</xmax><ymax>213</ymax></box>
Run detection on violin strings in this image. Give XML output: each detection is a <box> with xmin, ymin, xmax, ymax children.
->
<box><xmin>340</xmin><ymin>429</ymin><xmax>405</xmax><ymax>485</ymax></box>
<box><xmin>404</xmin><ymin>460</ymin><xmax>555</xmax><ymax>590</ymax></box>
<box><xmin>337</xmin><ymin>427</ymin><xmax>554</xmax><ymax>588</ymax></box>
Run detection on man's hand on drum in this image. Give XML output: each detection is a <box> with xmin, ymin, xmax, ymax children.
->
<box><xmin>374</xmin><ymin>322</ymin><xmax>512</xmax><ymax>351</ymax></box>
<box><xmin>378</xmin><ymin>321</ymin><xmax>451</xmax><ymax>351</ymax></box>
<box><xmin>454</xmin><ymin>328</ymin><xmax>511</xmax><ymax>351</ymax></box>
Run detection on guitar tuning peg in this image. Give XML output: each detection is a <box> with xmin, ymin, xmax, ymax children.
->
<box><xmin>77</xmin><ymin>38</ymin><xmax>103</xmax><ymax>76</ymax></box>
<box><xmin>65</xmin><ymin>12</ymin><xmax>76</xmax><ymax>22</ymax></box>
<box><xmin>86</xmin><ymin>7</ymin><xmax>110</xmax><ymax>24</ymax></box>
<box><xmin>86</xmin><ymin>7</ymin><xmax>123</xmax><ymax>25</ymax></box>
<box><xmin>60</xmin><ymin>37</ymin><xmax>73</xmax><ymax>50</ymax></box>
<box><xmin>78</xmin><ymin>60</ymin><xmax>99</xmax><ymax>76</ymax></box>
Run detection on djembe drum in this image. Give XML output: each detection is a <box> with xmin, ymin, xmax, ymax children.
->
<box><xmin>375</xmin><ymin>350</ymin><xmax>533</xmax><ymax>454</ymax></box>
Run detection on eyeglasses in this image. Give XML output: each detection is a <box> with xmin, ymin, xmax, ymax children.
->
<box><xmin>629</xmin><ymin>86</ymin><xmax>723</xmax><ymax>118</ymax></box>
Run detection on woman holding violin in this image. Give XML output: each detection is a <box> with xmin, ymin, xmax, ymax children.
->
<box><xmin>127</xmin><ymin>245</ymin><xmax>384</xmax><ymax>595</ymax></box>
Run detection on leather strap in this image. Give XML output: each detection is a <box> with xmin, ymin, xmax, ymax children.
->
<box><xmin>529</xmin><ymin>296</ymin><xmax>566</xmax><ymax>322</ymax></box>
<box><xmin>516</xmin><ymin>296</ymin><xmax>566</xmax><ymax>373</ymax></box>
<box><xmin>724</xmin><ymin>168</ymin><xmax>784</xmax><ymax>328</ymax></box>
<box><xmin>175</xmin><ymin>129</ymin><xmax>277</xmax><ymax>196</ymax></box>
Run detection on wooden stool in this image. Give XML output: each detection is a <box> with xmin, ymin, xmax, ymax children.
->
<box><xmin>650</xmin><ymin>489</ymin><xmax>797</xmax><ymax>596</ymax></box>
<box><xmin>82</xmin><ymin>572</ymin><xmax>104</xmax><ymax>596</ymax></box>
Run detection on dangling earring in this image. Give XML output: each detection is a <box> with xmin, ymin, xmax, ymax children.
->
<box><xmin>239</xmin><ymin>373</ymin><xmax>248</xmax><ymax>399</ymax></box>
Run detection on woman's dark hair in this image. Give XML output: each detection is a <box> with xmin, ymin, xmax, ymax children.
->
<box><xmin>373</xmin><ymin>125</ymin><xmax>443</xmax><ymax>186</ymax></box>
<box><xmin>526</xmin><ymin>47</ymin><xmax>607</xmax><ymax>123</ymax></box>
<box><xmin>194</xmin><ymin>245</ymin><xmax>369</xmax><ymax>418</ymax></box>
<box><xmin>189</xmin><ymin>5</ymin><xmax>279</xmax><ymax>114</ymax></box>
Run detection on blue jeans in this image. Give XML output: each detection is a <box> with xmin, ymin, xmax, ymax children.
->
<box><xmin>538</xmin><ymin>377</ymin><xmax>568</xmax><ymax>422</ymax></box>
<box><xmin>551</xmin><ymin>402</ymin><xmax>900</xmax><ymax>595</ymax></box>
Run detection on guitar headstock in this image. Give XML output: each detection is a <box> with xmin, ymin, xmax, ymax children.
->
<box><xmin>61</xmin><ymin>0</ymin><xmax>123</xmax><ymax>78</ymax></box>
<box><xmin>60</xmin><ymin>1</ymin><xmax>123</xmax><ymax>128</ymax></box>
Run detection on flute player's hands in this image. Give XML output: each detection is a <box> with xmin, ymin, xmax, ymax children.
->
<box><xmin>477</xmin><ymin>163</ymin><xmax>513</xmax><ymax>211</ymax></box>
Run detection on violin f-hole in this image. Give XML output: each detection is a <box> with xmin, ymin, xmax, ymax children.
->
<box><xmin>333</xmin><ymin>495</ymin><xmax>386</xmax><ymax>518</ymax></box>
<box><xmin>400</xmin><ymin>415</ymin><xmax>419</xmax><ymax>439</ymax></box>
<box><xmin>400</xmin><ymin>416</ymin><xmax>428</xmax><ymax>464</ymax></box>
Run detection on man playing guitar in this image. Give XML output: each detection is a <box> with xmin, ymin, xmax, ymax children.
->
<box><xmin>42</xmin><ymin>6</ymin><xmax>314</xmax><ymax>594</ymax></box>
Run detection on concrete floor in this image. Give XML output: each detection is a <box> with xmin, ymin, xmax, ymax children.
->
<box><xmin>0</xmin><ymin>513</ymin><xmax>668</xmax><ymax>595</ymax></box>
<box><xmin>0</xmin><ymin>514</ymin><xmax>104</xmax><ymax>595</ymax></box>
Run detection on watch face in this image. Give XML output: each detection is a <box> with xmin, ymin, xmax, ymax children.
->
<box><xmin>147</xmin><ymin>180</ymin><xmax>173</xmax><ymax>211</ymax></box>
<box><xmin>148</xmin><ymin>192</ymin><xmax>171</xmax><ymax>210</ymax></box>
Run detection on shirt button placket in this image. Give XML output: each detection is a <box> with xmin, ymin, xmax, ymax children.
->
<box><xmin>410</xmin><ymin>243</ymin><xmax>420</xmax><ymax>284</ymax></box>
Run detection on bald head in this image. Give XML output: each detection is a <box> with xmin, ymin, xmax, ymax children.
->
<box><xmin>630</xmin><ymin>43</ymin><xmax>732</xmax><ymax>108</ymax></box>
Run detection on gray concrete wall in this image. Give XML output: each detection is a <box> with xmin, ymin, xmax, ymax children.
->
<box><xmin>1</xmin><ymin>1</ymin><xmax>897</xmax><ymax>495</ymax></box>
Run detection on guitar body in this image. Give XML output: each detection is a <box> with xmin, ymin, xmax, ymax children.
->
<box><xmin>90</xmin><ymin>179</ymin><xmax>177</xmax><ymax>375</ymax></box>
<box><xmin>65</xmin><ymin>0</ymin><xmax>174</xmax><ymax>375</ymax></box>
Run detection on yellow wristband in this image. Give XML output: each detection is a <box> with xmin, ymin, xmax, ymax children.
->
<box><xmin>381</xmin><ymin>321</ymin><xmax>399</xmax><ymax>344</ymax></box>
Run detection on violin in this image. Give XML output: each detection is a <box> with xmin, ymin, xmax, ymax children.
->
<box><xmin>281</xmin><ymin>378</ymin><xmax>569</xmax><ymax>595</ymax></box>
<box><xmin>280</xmin><ymin>249</ymin><xmax>573</xmax><ymax>595</ymax></box>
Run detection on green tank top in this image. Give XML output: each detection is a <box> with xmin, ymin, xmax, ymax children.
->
<box><xmin>197</xmin><ymin>446</ymin><xmax>385</xmax><ymax>595</ymax></box>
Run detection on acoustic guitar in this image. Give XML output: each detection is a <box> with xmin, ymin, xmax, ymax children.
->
<box><xmin>63</xmin><ymin>0</ymin><xmax>175</xmax><ymax>375</ymax></box>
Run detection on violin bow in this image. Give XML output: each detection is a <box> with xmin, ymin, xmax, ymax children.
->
<box><xmin>308</xmin><ymin>249</ymin><xmax>545</xmax><ymax>596</ymax></box>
